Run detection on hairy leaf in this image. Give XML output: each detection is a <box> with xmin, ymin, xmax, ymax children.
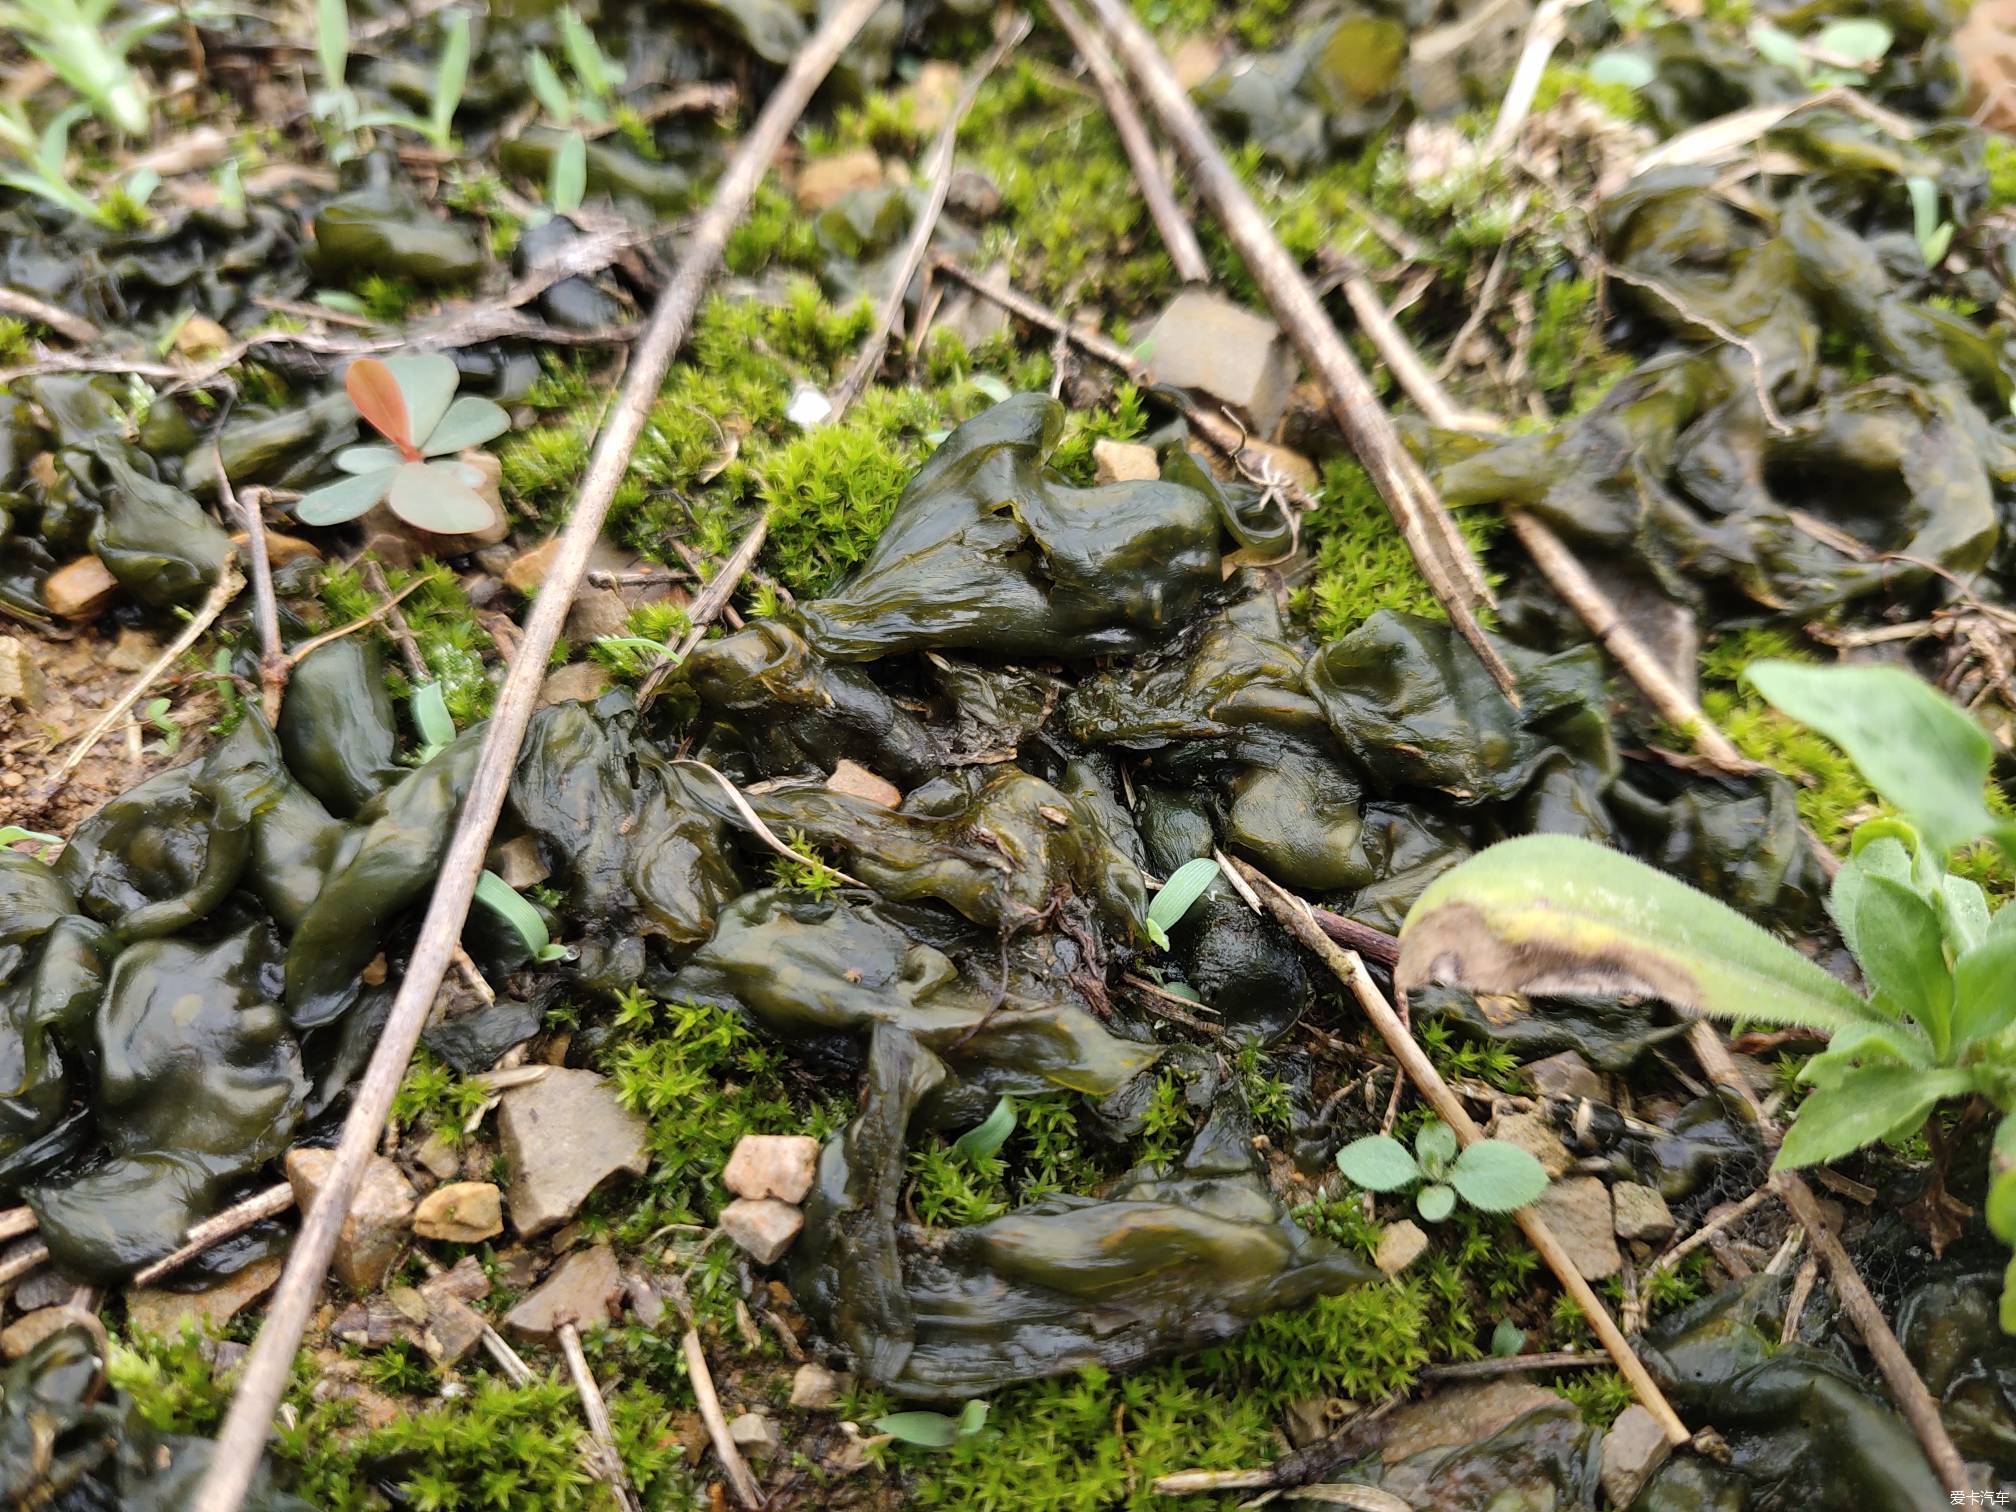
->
<box><xmin>1746</xmin><ymin>660</ymin><xmax>2009</xmax><ymax>856</ymax></box>
<box><xmin>1414</xmin><ymin>1119</ymin><xmax>1458</xmax><ymax>1173</ymax></box>
<box><xmin>1854</xmin><ymin>874</ymin><xmax>1952</xmax><ymax>1051</ymax></box>
<box><xmin>1397</xmin><ymin>835</ymin><xmax>1874</xmax><ymax>1036</ymax></box>
<box><xmin>1336</xmin><ymin>1134</ymin><xmax>1420</xmax><ymax>1192</ymax></box>
<box><xmin>1448</xmin><ymin>1140</ymin><xmax>1550</xmax><ymax>1213</ymax></box>
<box><xmin>1828</xmin><ymin>835</ymin><xmax>1911</xmax><ymax>959</ymax></box>
<box><xmin>1774</xmin><ymin>1065</ymin><xmax>1974</xmax><ymax>1169</ymax></box>
<box><xmin>1954</xmin><ymin>934</ymin><xmax>2016</xmax><ymax>1047</ymax></box>
<box><xmin>1415</xmin><ymin>1182</ymin><xmax>1456</xmax><ymax>1222</ymax></box>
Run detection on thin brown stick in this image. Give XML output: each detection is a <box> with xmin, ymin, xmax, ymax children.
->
<box><xmin>559</xmin><ymin>1322</ymin><xmax>644</xmax><ymax>1512</ymax></box>
<box><xmin>1230</xmin><ymin>857</ymin><xmax>1691</xmax><ymax>1447</ymax></box>
<box><xmin>831</xmin><ymin>14</ymin><xmax>1029</xmax><ymax>415</ymax></box>
<box><xmin>1647</xmin><ymin>1183</ymin><xmax>1776</xmax><ymax>1276</ymax></box>
<box><xmin>683</xmin><ymin>1326</ymin><xmax>766</xmax><ymax>1509</ymax></box>
<box><xmin>1120</xmin><ymin>973</ymin><xmax>1225</xmax><ymax>1036</ymax></box>
<box><xmin>219</xmin><ymin>457</ymin><xmax>286</xmax><ymax>726</ymax></box>
<box><xmin>190</xmin><ymin>9</ymin><xmax>888</xmax><ymax>1507</ymax></box>
<box><xmin>1340</xmin><ymin>276</ymin><xmax>1502</xmax><ymax>434</ymax></box>
<box><xmin>1424</xmin><ymin>1349</ymin><xmax>1608</xmax><ymax>1381</ymax></box>
<box><xmin>0</xmin><ymin>1242</ymin><xmax>49</xmax><ymax>1288</ymax></box>
<box><xmin>1079</xmin><ymin>0</ymin><xmax>1513</xmax><ymax>697</ymax></box>
<box><xmin>1488</xmin><ymin>0</ymin><xmax>1577</xmax><ymax>154</ymax></box>
<box><xmin>0</xmin><ymin>1207</ymin><xmax>37</xmax><ymax>1244</ymax></box>
<box><xmin>1689</xmin><ymin>1024</ymin><xmax>1972</xmax><ymax>1495</ymax></box>
<box><xmin>1780</xmin><ymin>1254</ymin><xmax>1820</xmax><ymax>1345</ymax></box>
<box><xmin>1311</xmin><ymin>905</ymin><xmax>1401</xmax><ymax>967</ymax></box>
<box><xmin>131</xmin><ymin>1182</ymin><xmax>295</xmax><ymax>1288</ymax></box>
<box><xmin>34</xmin><ymin>560</ymin><xmax>244</xmax><ymax>813</ymax></box>
<box><xmin>0</xmin><ymin>286</ymin><xmax>100</xmax><ymax>345</ymax></box>
<box><xmin>283</xmin><ymin>575</ymin><xmax>430</xmax><ymax>665</ymax></box>
<box><xmin>1046</xmin><ymin>0</ymin><xmax>1207</xmax><ymax>283</ymax></box>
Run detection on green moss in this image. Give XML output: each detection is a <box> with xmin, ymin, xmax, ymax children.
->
<box><xmin>1554</xmin><ymin>1368</ymin><xmax>1635</xmax><ymax>1427</ymax></box>
<box><xmin>391</xmin><ymin>1048</ymin><xmax>491</xmax><ymax>1142</ymax></box>
<box><xmin>317</xmin><ymin>558</ymin><xmax>495</xmax><ymax>726</ymax></box>
<box><xmin>1989</xmin><ymin>137</ymin><xmax>2016</xmax><ymax>211</ymax></box>
<box><xmin>1532</xmin><ymin>63</ymin><xmax>1644</xmax><ymax>123</ymax></box>
<box><xmin>1295</xmin><ymin>458</ymin><xmax>1502</xmax><ymax>641</ymax></box>
<box><xmin>1525</xmin><ymin>273</ymin><xmax>1629</xmax><ymax>414</ymax></box>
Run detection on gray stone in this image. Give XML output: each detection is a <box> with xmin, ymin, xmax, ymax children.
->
<box><xmin>1135</xmin><ymin>290</ymin><xmax>1298</xmax><ymax>434</ymax></box>
<box><xmin>1530</xmin><ymin>1177</ymin><xmax>1621</xmax><ymax>1280</ymax></box>
<box><xmin>1613</xmin><ymin>1182</ymin><xmax>1677</xmax><ymax>1244</ymax></box>
<box><xmin>1492</xmin><ymin>1111</ymin><xmax>1573</xmax><ymax>1179</ymax></box>
<box><xmin>12</xmin><ymin>1268</ymin><xmax>73</xmax><ymax>1313</ymax></box>
<box><xmin>720</xmin><ymin>1197</ymin><xmax>804</xmax><ymax>1266</ymax></box>
<box><xmin>497</xmin><ymin>1068</ymin><xmax>650</xmax><ymax>1237</ymax></box>
<box><xmin>504</xmin><ymin>1243</ymin><xmax>623</xmax><ymax>1341</ymax></box>
<box><xmin>1522</xmin><ymin>1051</ymin><xmax>1605</xmax><ymax>1104</ymax></box>
<box><xmin>946</xmin><ymin>167</ymin><xmax>1002</xmax><ymax>219</ymax></box>
<box><xmin>285</xmin><ymin>1149</ymin><xmax>416</xmax><ymax>1293</ymax></box>
<box><xmin>1374</xmin><ymin>1219</ymin><xmax>1429</xmax><ymax>1275</ymax></box>
<box><xmin>330</xmin><ymin>1258</ymin><xmax>493</xmax><ymax>1365</ymax></box>
<box><xmin>722</xmin><ymin>1135</ymin><xmax>821</xmax><ymax>1205</ymax></box>
<box><xmin>790</xmin><ymin>1362</ymin><xmax>849</xmax><ymax>1410</ymax></box>
<box><xmin>411</xmin><ymin>1127</ymin><xmax>463</xmax><ymax>1182</ymax></box>
<box><xmin>1600</xmin><ymin>1404</ymin><xmax>1673</xmax><ymax>1506</ymax></box>
<box><xmin>825</xmin><ymin>761</ymin><xmax>900</xmax><ymax>807</ymax></box>
<box><xmin>728</xmin><ymin>1411</ymin><xmax>781</xmax><ymax>1457</ymax></box>
<box><xmin>413</xmin><ymin>1181</ymin><xmax>505</xmax><ymax>1244</ymax></box>
<box><xmin>1379</xmin><ymin>1379</ymin><xmax>1562</xmax><ymax>1465</ymax></box>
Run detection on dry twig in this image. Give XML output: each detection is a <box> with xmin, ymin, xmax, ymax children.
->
<box><xmin>0</xmin><ymin>285</ymin><xmax>101</xmax><ymax>345</ymax></box>
<box><xmin>190</xmin><ymin>7</ymin><xmax>890</xmax><ymax>1505</ymax></box>
<box><xmin>683</xmin><ymin>1326</ymin><xmax>766</xmax><ymax>1509</ymax></box>
<box><xmin>559</xmin><ymin>1322</ymin><xmax>644</xmax><ymax>1512</ymax></box>
<box><xmin>132</xmin><ymin>1182</ymin><xmax>295</xmax><ymax>1288</ymax></box>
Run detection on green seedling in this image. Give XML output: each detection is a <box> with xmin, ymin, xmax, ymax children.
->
<box><xmin>873</xmin><ymin>1399</ymin><xmax>990</xmax><ymax>1450</ymax></box>
<box><xmin>523</xmin><ymin>8</ymin><xmax>623</xmax><ymax>211</ymax></box>
<box><xmin>311</xmin><ymin>0</ymin><xmax>469</xmax><ymax>153</ymax></box>
<box><xmin>474</xmin><ymin>871</ymin><xmax>567</xmax><ymax>963</ymax></box>
<box><xmin>0</xmin><ymin>101</ymin><xmax>153</xmax><ymax>225</ymax></box>
<box><xmin>1399</xmin><ymin>659</ymin><xmax>2016</xmax><ymax>1323</ymax></box>
<box><xmin>948</xmin><ymin>1097</ymin><xmax>1016</xmax><ymax>1163</ymax></box>
<box><xmin>1907</xmin><ymin>175</ymin><xmax>1955</xmax><ymax>267</ymax></box>
<box><xmin>1336</xmin><ymin>1118</ymin><xmax>1550</xmax><ymax>1222</ymax></box>
<box><xmin>1145</xmin><ymin>856</ymin><xmax>1221</xmax><ymax>949</ymax></box>
<box><xmin>0</xmin><ymin>0</ymin><xmax>177</xmax><ymax>135</ymax></box>
<box><xmin>297</xmin><ymin>353</ymin><xmax>508</xmax><ymax>534</ymax></box>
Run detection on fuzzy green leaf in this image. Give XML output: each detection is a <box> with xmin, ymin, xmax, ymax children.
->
<box><xmin>1146</xmin><ymin>858</ymin><xmax>1220</xmax><ymax>945</ymax></box>
<box><xmin>948</xmin><ymin>1097</ymin><xmax>1016</xmax><ymax>1163</ymax></box>
<box><xmin>1415</xmin><ymin>1183</ymin><xmax>1456</xmax><ymax>1222</ymax></box>
<box><xmin>1337</xmin><ymin>1135</ymin><xmax>1420</xmax><ymax>1192</ymax></box>
<box><xmin>1397</xmin><ymin>835</ymin><xmax>1875</xmax><ymax>1037</ymax></box>
<box><xmin>297</xmin><ymin>467</ymin><xmax>396</xmax><ymax>525</ymax></box>
<box><xmin>1448</xmin><ymin>1140</ymin><xmax>1550</xmax><ymax>1213</ymax></box>
<box><xmin>1953</xmin><ymin>934</ymin><xmax>2016</xmax><ymax>1048</ymax></box>
<box><xmin>1414</xmin><ymin>1119</ymin><xmax>1458</xmax><ymax>1174</ymax></box>
<box><xmin>1773</xmin><ymin>1065</ymin><xmax>1975</xmax><ymax>1169</ymax></box>
<box><xmin>1854</xmin><ymin>874</ymin><xmax>1952</xmax><ymax>1050</ymax></box>
<box><xmin>1944</xmin><ymin>874</ymin><xmax>1991</xmax><ymax>955</ymax></box>
<box><xmin>422</xmin><ymin>395</ymin><xmax>511</xmax><ymax>455</ymax></box>
<box><xmin>1746</xmin><ymin>660</ymin><xmax>2010</xmax><ymax>857</ymax></box>
<box><xmin>873</xmin><ymin>1412</ymin><xmax>963</xmax><ymax>1449</ymax></box>
<box><xmin>1828</xmin><ymin>835</ymin><xmax>1911</xmax><ymax>959</ymax></box>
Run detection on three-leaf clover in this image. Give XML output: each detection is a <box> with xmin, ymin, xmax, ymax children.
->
<box><xmin>1336</xmin><ymin>1119</ymin><xmax>1550</xmax><ymax>1222</ymax></box>
<box><xmin>297</xmin><ymin>353</ymin><xmax>509</xmax><ymax>534</ymax></box>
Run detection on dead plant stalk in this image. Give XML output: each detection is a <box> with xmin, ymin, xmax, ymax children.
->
<box><xmin>189</xmin><ymin>5</ymin><xmax>891</xmax><ymax>1505</ymax></box>
<box><xmin>1228</xmin><ymin>857</ymin><xmax>1692</xmax><ymax>1448</ymax></box>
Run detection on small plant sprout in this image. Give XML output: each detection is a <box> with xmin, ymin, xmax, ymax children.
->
<box><xmin>0</xmin><ymin>0</ymin><xmax>177</xmax><ymax>135</ymax></box>
<box><xmin>1907</xmin><ymin>175</ymin><xmax>1955</xmax><ymax>267</ymax></box>
<box><xmin>474</xmin><ymin>871</ymin><xmax>567</xmax><ymax>963</ymax></box>
<box><xmin>1335</xmin><ymin>1118</ymin><xmax>1550</xmax><ymax>1223</ymax></box>
<box><xmin>948</xmin><ymin>1097</ymin><xmax>1016</xmax><ymax>1163</ymax></box>
<box><xmin>0</xmin><ymin>826</ymin><xmax>63</xmax><ymax>859</ymax></box>
<box><xmin>0</xmin><ymin>102</ymin><xmax>99</xmax><ymax>222</ymax></box>
<box><xmin>1145</xmin><ymin>856</ymin><xmax>1221</xmax><ymax>949</ymax></box>
<box><xmin>310</xmin><ymin>0</ymin><xmax>469</xmax><ymax>152</ymax></box>
<box><xmin>873</xmin><ymin>1399</ymin><xmax>990</xmax><ymax>1450</ymax></box>
<box><xmin>410</xmin><ymin>680</ymin><xmax>456</xmax><ymax>763</ymax></box>
<box><xmin>297</xmin><ymin>354</ymin><xmax>508</xmax><ymax>534</ymax></box>
<box><xmin>524</xmin><ymin>8</ymin><xmax>622</xmax><ymax>211</ymax></box>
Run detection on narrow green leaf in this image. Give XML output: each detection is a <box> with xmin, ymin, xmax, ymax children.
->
<box><xmin>411</xmin><ymin>680</ymin><xmax>455</xmax><ymax>753</ymax></box>
<box><xmin>1853</xmin><ymin>874</ymin><xmax>1952</xmax><ymax>1052</ymax></box>
<box><xmin>1145</xmin><ymin>857</ymin><xmax>1220</xmax><ymax>945</ymax></box>
<box><xmin>559</xmin><ymin>6</ymin><xmax>622</xmax><ymax>97</ymax></box>
<box><xmin>1336</xmin><ymin>1135</ymin><xmax>1420</xmax><ymax>1192</ymax></box>
<box><xmin>1746</xmin><ymin>660</ymin><xmax>2006</xmax><ymax>857</ymax></box>
<box><xmin>1398</xmin><ymin>835</ymin><xmax>1875</xmax><ymax>1037</ymax></box>
<box><xmin>525</xmin><ymin>50</ymin><xmax>574</xmax><ymax>125</ymax></box>
<box><xmin>873</xmin><ymin>1411</ymin><xmax>961</xmax><ymax>1449</ymax></box>
<box><xmin>1448</xmin><ymin>1140</ymin><xmax>1550</xmax><ymax>1213</ymax></box>
<box><xmin>1773</xmin><ymin>1065</ymin><xmax>1974</xmax><ymax>1169</ymax></box>
<box><xmin>1953</xmin><ymin>934</ymin><xmax>2016</xmax><ymax>1047</ymax></box>
<box><xmin>315</xmin><ymin>0</ymin><xmax>349</xmax><ymax>88</ymax></box>
<box><xmin>948</xmin><ymin>1097</ymin><xmax>1016</xmax><ymax>1163</ymax></box>
<box><xmin>1586</xmin><ymin>48</ymin><xmax>1656</xmax><ymax>89</ymax></box>
<box><xmin>430</xmin><ymin>10</ymin><xmax>471</xmax><ymax>146</ymax></box>
<box><xmin>0</xmin><ymin>826</ymin><xmax>61</xmax><ymax>849</ymax></box>
<box><xmin>1416</xmin><ymin>1183</ymin><xmax>1456</xmax><ymax>1222</ymax></box>
<box><xmin>474</xmin><ymin>870</ymin><xmax>555</xmax><ymax>960</ymax></box>
<box><xmin>551</xmin><ymin>129</ymin><xmax>588</xmax><ymax>213</ymax></box>
<box><xmin>1815</xmin><ymin>16</ymin><xmax>1892</xmax><ymax>64</ymax></box>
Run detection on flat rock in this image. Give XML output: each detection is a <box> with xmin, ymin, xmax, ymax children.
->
<box><xmin>795</xmin><ymin>149</ymin><xmax>881</xmax><ymax>210</ymax></box>
<box><xmin>538</xmin><ymin>661</ymin><xmax>611</xmax><ymax>708</ymax></box>
<box><xmin>825</xmin><ymin>760</ymin><xmax>901</xmax><ymax>808</ymax></box>
<box><xmin>0</xmin><ymin>637</ymin><xmax>46</xmax><ymax>711</ymax></box>
<box><xmin>1600</xmin><ymin>1404</ymin><xmax>1673</xmax><ymax>1506</ymax></box>
<box><xmin>1380</xmin><ymin>1379</ymin><xmax>1562</xmax><ymax>1465</ymax></box>
<box><xmin>489</xmin><ymin>834</ymin><xmax>551</xmax><ymax>891</ymax></box>
<box><xmin>498</xmin><ymin>1068</ymin><xmax>649</xmax><ymax>1237</ymax></box>
<box><xmin>728</xmin><ymin>1411</ymin><xmax>780</xmax><ymax>1458</ymax></box>
<box><xmin>126</xmin><ymin>1256</ymin><xmax>285</xmax><ymax>1338</ymax></box>
<box><xmin>331</xmin><ymin>1258</ymin><xmax>492</xmax><ymax>1364</ymax></box>
<box><xmin>285</xmin><ymin>1148</ymin><xmax>417</xmax><ymax>1293</ymax></box>
<box><xmin>1613</xmin><ymin>1182</ymin><xmax>1677</xmax><ymax>1244</ymax></box>
<box><xmin>1091</xmin><ymin>438</ymin><xmax>1160</xmax><ymax>484</ymax></box>
<box><xmin>1491</xmin><ymin>1111</ymin><xmax>1572</xmax><ymax>1179</ymax></box>
<box><xmin>1374</xmin><ymin>1219</ymin><xmax>1429</xmax><ymax>1275</ymax></box>
<box><xmin>504</xmin><ymin>1243</ymin><xmax>623</xmax><ymax>1341</ymax></box>
<box><xmin>1522</xmin><ymin>1051</ymin><xmax>1605</xmax><ymax>1104</ymax></box>
<box><xmin>1135</xmin><ymin>290</ymin><xmax>1298</xmax><ymax>434</ymax></box>
<box><xmin>413</xmin><ymin>1181</ymin><xmax>505</xmax><ymax>1244</ymax></box>
<box><xmin>43</xmin><ymin>556</ymin><xmax>119</xmax><ymax>620</ymax></box>
<box><xmin>1530</xmin><ymin>1176</ymin><xmax>1621</xmax><ymax>1280</ymax></box>
<box><xmin>723</xmin><ymin>1134</ymin><xmax>821</xmax><ymax>1204</ymax></box>
<box><xmin>720</xmin><ymin>1197</ymin><xmax>803</xmax><ymax>1265</ymax></box>
<box><xmin>790</xmin><ymin>1362</ymin><xmax>849</xmax><ymax>1410</ymax></box>
<box><xmin>12</xmin><ymin>1267</ymin><xmax>73</xmax><ymax>1313</ymax></box>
